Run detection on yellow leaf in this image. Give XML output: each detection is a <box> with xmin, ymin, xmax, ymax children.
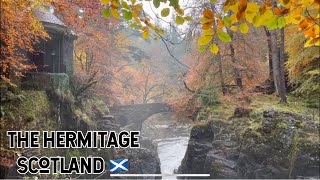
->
<box><xmin>133</xmin><ymin>4</ymin><xmax>143</xmax><ymax>13</ymax></box>
<box><xmin>253</xmin><ymin>10</ymin><xmax>274</xmax><ymax>27</ymax></box>
<box><xmin>230</xmin><ymin>13</ymin><xmax>239</xmax><ymax>24</ymax></box>
<box><xmin>224</xmin><ymin>2</ymin><xmax>239</xmax><ymax>13</ymax></box>
<box><xmin>263</xmin><ymin>9</ymin><xmax>274</xmax><ymax>21</ymax></box>
<box><xmin>246</xmin><ymin>2</ymin><xmax>259</xmax><ymax>14</ymax></box>
<box><xmin>121</xmin><ymin>1</ymin><xmax>130</xmax><ymax>9</ymax></box>
<box><xmin>204</xmin><ymin>29</ymin><xmax>215</xmax><ymax>36</ymax></box>
<box><xmin>198</xmin><ymin>35</ymin><xmax>213</xmax><ymax>46</ymax></box>
<box><xmin>210</xmin><ymin>43</ymin><xmax>219</xmax><ymax>54</ymax></box>
<box><xmin>133</xmin><ymin>12</ymin><xmax>141</xmax><ymax>24</ymax></box>
<box><xmin>100</xmin><ymin>0</ymin><xmax>111</xmax><ymax>5</ymax></box>
<box><xmin>304</xmin><ymin>37</ymin><xmax>320</xmax><ymax>47</ymax></box>
<box><xmin>245</xmin><ymin>12</ymin><xmax>256</xmax><ymax>23</ymax></box>
<box><xmin>230</xmin><ymin>2</ymin><xmax>239</xmax><ymax>12</ymax></box>
<box><xmin>239</xmin><ymin>22</ymin><xmax>249</xmax><ymax>33</ymax></box>
<box><xmin>175</xmin><ymin>7</ymin><xmax>184</xmax><ymax>16</ymax></box>
<box><xmin>111</xmin><ymin>7</ymin><xmax>120</xmax><ymax>19</ymax></box>
<box><xmin>230</xmin><ymin>25</ymin><xmax>238</xmax><ymax>31</ymax></box>
<box><xmin>142</xmin><ymin>27</ymin><xmax>149</xmax><ymax>39</ymax></box>
<box><xmin>200</xmin><ymin>17</ymin><xmax>213</xmax><ymax>24</ymax></box>
<box><xmin>314</xmin><ymin>25</ymin><xmax>320</xmax><ymax>37</ymax></box>
<box><xmin>312</xmin><ymin>0</ymin><xmax>320</xmax><ymax>8</ymax></box>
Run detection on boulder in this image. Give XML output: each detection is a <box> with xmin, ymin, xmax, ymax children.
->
<box><xmin>233</xmin><ymin>107</ymin><xmax>252</xmax><ymax>118</ymax></box>
<box><xmin>125</xmin><ymin>148</ymin><xmax>161</xmax><ymax>179</ymax></box>
<box><xmin>177</xmin><ymin>122</ymin><xmax>214</xmax><ymax>177</ymax></box>
<box><xmin>112</xmin><ymin>137</ymin><xmax>161</xmax><ymax>179</ymax></box>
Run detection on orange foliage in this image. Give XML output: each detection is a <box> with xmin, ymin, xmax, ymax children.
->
<box><xmin>0</xmin><ymin>0</ymin><xmax>49</xmax><ymax>84</ymax></box>
<box><xmin>113</xmin><ymin>63</ymin><xmax>167</xmax><ymax>105</ymax></box>
<box><xmin>169</xmin><ymin>28</ymin><xmax>268</xmax><ymax>120</ymax></box>
<box><xmin>52</xmin><ymin>0</ymin><xmax>134</xmax><ymax>104</ymax></box>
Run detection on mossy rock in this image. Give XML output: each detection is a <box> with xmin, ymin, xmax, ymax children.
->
<box><xmin>21</xmin><ymin>72</ymin><xmax>70</xmax><ymax>91</ymax></box>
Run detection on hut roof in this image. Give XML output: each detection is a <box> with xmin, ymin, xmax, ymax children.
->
<box><xmin>34</xmin><ymin>8</ymin><xmax>66</xmax><ymax>27</ymax></box>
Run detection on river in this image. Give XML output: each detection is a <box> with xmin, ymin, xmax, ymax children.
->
<box><xmin>155</xmin><ymin>136</ymin><xmax>189</xmax><ymax>175</ymax></box>
<box><xmin>141</xmin><ymin>112</ymin><xmax>191</xmax><ymax>177</ymax></box>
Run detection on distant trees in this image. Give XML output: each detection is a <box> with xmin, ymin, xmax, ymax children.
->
<box><xmin>99</xmin><ymin>0</ymin><xmax>319</xmax><ymax>105</ymax></box>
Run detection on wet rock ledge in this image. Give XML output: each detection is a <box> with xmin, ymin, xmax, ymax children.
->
<box><xmin>178</xmin><ymin>109</ymin><xmax>319</xmax><ymax>179</ymax></box>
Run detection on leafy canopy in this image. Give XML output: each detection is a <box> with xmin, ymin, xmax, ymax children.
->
<box><xmin>100</xmin><ymin>0</ymin><xmax>319</xmax><ymax>54</ymax></box>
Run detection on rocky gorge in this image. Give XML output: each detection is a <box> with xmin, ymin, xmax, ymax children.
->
<box><xmin>177</xmin><ymin>109</ymin><xmax>319</xmax><ymax>179</ymax></box>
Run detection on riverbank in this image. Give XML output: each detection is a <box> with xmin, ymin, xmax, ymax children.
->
<box><xmin>178</xmin><ymin>94</ymin><xmax>319</xmax><ymax>179</ymax></box>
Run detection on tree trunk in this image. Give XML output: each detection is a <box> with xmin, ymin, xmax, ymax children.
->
<box><xmin>217</xmin><ymin>52</ymin><xmax>227</xmax><ymax>95</ymax></box>
<box><xmin>264</xmin><ymin>27</ymin><xmax>273</xmax><ymax>81</ymax></box>
<box><xmin>279</xmin><ymin>28</ymin><xmax>287</xmax><ymax>104</ymax></box>
<box><xmin>270</xmin><ymin>29</ymin><xmax>287</xmax><ymax>104</ymax></box>
<box><xmin>229</xmin><ymin>32</ymin><xmax>243</xmax><ymax>90</ymax></box>
<box><xmin>270</xmin><ymin>30</ymin><xmax>280</xmax><ymax>92</ymax></box>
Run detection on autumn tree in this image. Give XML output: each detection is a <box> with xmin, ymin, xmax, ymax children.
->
<box><xmin>52</xmin><ymin>0</ymin><xmax>137</xmax><ymax>104</ymax></box>
<box><xmin>286</xmin><ymin>23</ymin><xmax>320</xmax><ymax>97</ymax></box>
<box><xmin>0</xmin><ymin>0</ymin><xmax>49</xmax><ymax>84</ymax></box>
<box><xmin>99</xmin><ymin>0</ymin><xmax>319</xmax><ymax>105</ymax></box>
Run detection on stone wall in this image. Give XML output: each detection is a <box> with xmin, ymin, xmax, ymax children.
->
<box><xmin>63</xmin><ymin>32</ymin><xmax>76</xmax><ymax>76</ymax></box>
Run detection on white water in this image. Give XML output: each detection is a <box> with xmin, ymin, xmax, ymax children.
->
<box><xmin>156</xmin><ymin>136</ymin><xmax>189</xmax><ymax>174</ymax></box>
<box><xmin>141</xmin><ymin>112</ymin><xmax>191</xmax><ymax>178</ymax></box>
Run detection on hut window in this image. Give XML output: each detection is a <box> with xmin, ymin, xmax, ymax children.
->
<box><xmin>29</xmin><ymin>32</ymin><xmax>64</xmax><ymax>73</ymax></box>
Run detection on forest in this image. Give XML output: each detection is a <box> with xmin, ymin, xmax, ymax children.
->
<box><xmin>0</xmin><ymin>0</ymin><xmax>319</xmax><ymax>179</ymax></box>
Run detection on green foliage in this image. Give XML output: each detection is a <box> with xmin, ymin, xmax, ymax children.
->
<box><xmin>1</xmin><ymin>89</ymin><xmax>50</xmax><ymax>126</ymax></box>
<box><xmin>217</xmin><ymin>32</ymin><xmax>232</xmax><ymax>42</ymax></box>
<box><xmin>48</xmin><ymin>88</ymin><xmax>109</xmax><ymax>128</ymax></box>
<box><xmin>153</xmin><ymin>0</ymin><xmax>160</xmax><ymax>8</ymax></box>
<box><xmin>102</xmin><ymin>8</ymin><xmax>110</xmax><ymax>19</ymax></box>
<box><xmin>250</xmin><ymin>94</ymin><xmax>319</xmax><ymax>119</ymax></box>
<box><xmin>161</xmin><ymin>8</ymin><xmax>170</xmax><ymax>17</ymax></box>
<box><xmin>197</xmin><ymin>85</ymin><xmax>219</xmax><ymax>107</ymax></box>
<box><xmin>175</xmin><ymin>15</ymin><xmax>184</xmax><ymax>25</ymax></box>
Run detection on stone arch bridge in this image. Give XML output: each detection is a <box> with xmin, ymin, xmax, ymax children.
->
<box><xmin>109</xmin><ymin>103</ymin><xmax>171</xmax><ymax>130</ymax></box>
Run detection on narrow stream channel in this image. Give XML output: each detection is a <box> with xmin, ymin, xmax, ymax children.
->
<box><xmin>141</xmin><ymin>113</ymin><xmax>191</xmax><ymax>178</ymax></box>
<box><xmin>155</xmin><ymin>137</ymin><xmax>189</xmax><ymax>174</ymax></box>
